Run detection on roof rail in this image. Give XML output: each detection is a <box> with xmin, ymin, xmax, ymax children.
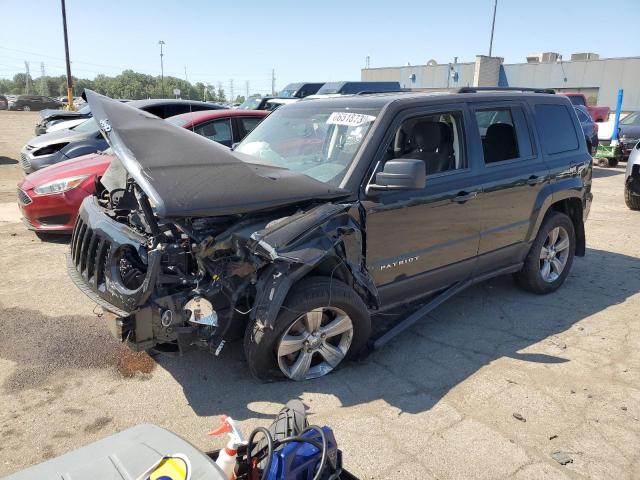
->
<box><xmin>457</xmin><ymin>86</ymin><xmax>555</xmax><ymax>94</ymax></box>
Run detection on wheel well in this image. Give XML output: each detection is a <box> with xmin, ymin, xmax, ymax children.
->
<box><xmin>302</xmin><ymin>255</ymin><xmax>377</xmax><ymax>309</ymax></box>
<box><xmin>548</xmin><ymin>198</ymin><xmax>585</xmax><ymax>256</ymax></box>
<box><xmin>305</xmin><ymin>256</ymin><xmax>352</xmax><ymax>286</ymax></box>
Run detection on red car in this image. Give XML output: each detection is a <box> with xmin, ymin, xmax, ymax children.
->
<box><xmin>17</xmin><ymin>109</ymin><xmax>269</xmax><ymax>233</ymax></box>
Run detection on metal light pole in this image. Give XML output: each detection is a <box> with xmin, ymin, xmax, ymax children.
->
<box><xmin>61</xmin><ymin>0</ymin><xmax>74</xmax><ymax>110</ymax></box>
<box><xmin>488</xmin><ymin>0</ymin><xmax>498</xmax><ymax>57</ymax></box>
<box><xmin>158</xmin><ymin>40</ymin><xmax>165</xmax><ymax>97</ymax></box>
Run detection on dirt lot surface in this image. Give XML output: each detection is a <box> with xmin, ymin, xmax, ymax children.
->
<box><xmin>0</xmin><ymin>110</ymin><xmax>639</xmax><ymax>479</ymax></box>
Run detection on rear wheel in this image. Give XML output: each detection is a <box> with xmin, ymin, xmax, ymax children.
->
<box><xmin>515</xmin><ymin>211</ymin><xmax>576</xmax><ymax>294</ymax></box>
<box><xmin>22</xmin><ymin>105</ymin><xmax>31</xmax><ymax>111</ymax></box>
<box><xmin>244</xmin><ymin>277</ymin><xmax>371</xmax><ymax>381</ymax></box>
<box><xmin>625</xmin><ymin>186</ymin><xmax>640</xmax><ymax>210</ymax></box>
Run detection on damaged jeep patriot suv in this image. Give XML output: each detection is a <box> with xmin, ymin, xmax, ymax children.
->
<box><xmin>68</xmin><ymin>88</ymin><xmax>592</xmax><ymax>381</ymax></box>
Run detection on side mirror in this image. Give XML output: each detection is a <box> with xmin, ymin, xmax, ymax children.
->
<box><xmin>367</xmin><ymin>159</ymin><xmax>426</xmax><ymax>192</ymax></box>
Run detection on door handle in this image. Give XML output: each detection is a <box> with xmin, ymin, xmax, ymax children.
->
<box><xmin>526</xmin><ymin>175</ymin><xmax>543</xmax><ymax>186</ymax></box>
<box><xmin>452</xmin><ymin>191</ymin><xmax>478</xmax><ymax>203</ymax></box>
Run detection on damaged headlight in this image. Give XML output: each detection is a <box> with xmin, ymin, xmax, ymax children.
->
<box><xmin>33</xmin><ymin>175</ymin><xmax>89</xmax><ymax>195</ymax></box>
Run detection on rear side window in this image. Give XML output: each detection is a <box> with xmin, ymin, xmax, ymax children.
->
<box><xmin>474</xmin><ymin>107</ymin><xmax>533</xmax><ymax>163</ymax></box>
<box><xmin>575</xmin><ymin>108</ymin><xmax>591</xmax><ymax>123</ymax></box>
<box><xmin>239</xmin><ymin>117</ymin><xmax>263</xmax><ymax>137</ymax></box>
<box><xmin>535</xmin><ymin>104</ymin><xmax>579</xmax><ymax>155</ymax></box>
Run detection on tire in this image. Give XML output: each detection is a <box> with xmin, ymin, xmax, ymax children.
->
<box><xmin>608</xmin><ymin>157</ymin><xmax>619</xmax><ymax>167</ymax></box>
<box><xmin>22</xmin><ymin>105</ymin><xmax>31</xmax><ymax>111</ymax></box>
<box><xmin>244</xmin><ymin>276</ymin><xmax>371</xmax><ymax>381</ymax></box>
<box><xmin>514</xmin><ymin>211</ymin><xmax>576</xmax><ymax>294</ymax></box>
<box><xmin>625</xmin><ymin>186</ymin><xmax>640</xmax><ymax>210</ymax></box>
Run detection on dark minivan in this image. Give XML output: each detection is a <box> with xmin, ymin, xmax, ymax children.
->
<box><xmin>278</xmin><ymin>82</ymin><xmax>325</xmax><ymax>98</ymax></box>
<box><xmin>68</xmin><ymin>88</ymin><xmax>592</xmax><ymax>382</ymax></box>
<box><xmin>315</xmin><ymin>81</ymin><xmax>401</xmax><ymax>95</ymax></box>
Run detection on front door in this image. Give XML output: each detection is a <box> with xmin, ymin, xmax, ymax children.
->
<box><xmin>362</xmin><ymin>105</ymin><xmax>482</xmax><ymax>307</ymax></box>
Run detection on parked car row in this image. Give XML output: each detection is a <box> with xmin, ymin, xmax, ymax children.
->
<box><xmin>18</xmin><ymin>105</ymin><xmax>268</xmax><ymax>233</ymax></box>
<box><xmin>5</xmin><ymin>94</ymin><xmax>62</xmax><ymax>111</ymax></box>
<box><xmin>237</xmin><ymin>81</ymin><xmax>402</xmax><ymax>111</ymax></box>
<box><xmin>20</xmin><ymin>98</ymin><xmax>223</xmax><ymax>173</ymax></box>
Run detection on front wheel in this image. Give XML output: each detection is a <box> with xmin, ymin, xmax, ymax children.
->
<box><xmin>514</xmin><ymin>211</ymin><xmax>576</xmax><ymax>294</ymax></box>
<box><xmin>244</xmin><ymin>276</ymin><xmax>371</xmax><ymax>381</ymax></box>
<box><xmin>625</xmin><ymin>186</ymin><xmax>640</xmax><ymax>210</ymax></box>
<box><xmin>22</xmin><ymin>105</ymin><xmax>31</xmax><ymax>111</ymax></box>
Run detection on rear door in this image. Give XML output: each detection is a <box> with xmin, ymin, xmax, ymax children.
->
<box><xmin>469</xmin><ymin>101</ymin><xmax>550</xmax><ymax>275</ymax></box>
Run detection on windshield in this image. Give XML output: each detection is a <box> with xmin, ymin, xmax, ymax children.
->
<box><xmin>71</xmin><ymin>118</ymin><xmax>99</xmax><ymax>134</ymax></box>
<box><xmin>620</xmin><ymin>112</ymin><xmax>640</xmax><ymax>125</ymax></box>
<box><xmin>235</xmin><ymin>105</ymin><xmax>379</xmax><ymax>186</ymax></box>
<box><xmin>317</xmin><ymin>82</ymin><xmax>345</xmax><ymax>95</ymax></box>
<box><xmin>238</xmin><ymin>97</ymin><xmax>262</xmax><ymax>110</ymax></box>
<box><xmin>279</xmin><ymin>83</ymin><xmax>301</xmax><ymax>98</ymax></box>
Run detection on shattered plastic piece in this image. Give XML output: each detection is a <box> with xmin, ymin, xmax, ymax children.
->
<box><xmin>512</xmin><ymin>413</ymin><xmax>526</xmax><ymax>422</ymax></box>
<box><xmin>549</xmin><ymin>435</ymin><xmax>558</xmax><ymax>440</ymax></box>
<box><xmin>551</xmin><ymin>451</ymin><xmax>573</xmax><ymax>465</ymax></box>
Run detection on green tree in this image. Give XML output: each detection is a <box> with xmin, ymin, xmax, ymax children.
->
<box><xmin>234</xmin><ymin>95</ymin><xmax>245</xmax><ymax>104</ymax></box>
<box><xmin>217</xmin><ymin>87</ymin><xmax>226</xmax><ymax>102</ymax></box>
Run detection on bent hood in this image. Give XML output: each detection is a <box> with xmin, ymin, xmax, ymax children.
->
<box><xmin>84</xmin><ymin>89</ymin><xmax>349</xmax><ymax>218</ymax></box>
<box><xmin>40</xmin><ymin>109</ymin><xmax>85</xmax><ymax>121</ymax></box>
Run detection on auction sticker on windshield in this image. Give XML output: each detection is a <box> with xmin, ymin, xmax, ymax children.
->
<box><xmin>326</xmin><ymin>112</ymin><xmax>376</xmax><ymax>126</ymax></box>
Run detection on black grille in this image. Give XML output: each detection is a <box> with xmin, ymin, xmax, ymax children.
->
<box><xmin>17</xmin><ymin>188</ymin><xmax>32</xmax><ymax>205</ymax></box>
<box><xmin>71</xmin><ymin>215</ymin><xmax>111</xmax><ymax>289</ymax></box>
<box><xmin>19</xmin><ymin>153</ymin><xmax>31</xmax><ymax>171</ymax></box>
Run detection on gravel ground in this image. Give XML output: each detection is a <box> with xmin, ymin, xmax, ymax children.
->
<box><xmin>0</xmin><ymin>110</ymin><xmax>639</xmax><ymax>479</ymax></box>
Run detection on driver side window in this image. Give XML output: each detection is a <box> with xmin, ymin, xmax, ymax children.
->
<box><xmin>382</xmin><ymin>111</ymin><xmax>465</xmax><ymax>175</ymax></box>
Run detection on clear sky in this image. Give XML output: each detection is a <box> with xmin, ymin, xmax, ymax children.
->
<box><xmin>1</xmin><ymin>0</ymin><xmax>638</xmax><ymax>94</ymax></box>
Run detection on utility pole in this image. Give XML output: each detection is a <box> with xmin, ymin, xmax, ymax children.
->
<box><xmin>40</xmin><ymin>62</ymin><xmax>48</xmax><ymax>96</ymax></box>
<box><xmin>245</xmin><ymin>80</ymin><xmax>249</xmax><ymax>98</ymax></box>
<box><xmin>365</xmin><ymin>55</ymin><xmax>370</xmax><ymax>69</ymax></box>
<box><xmin>271</xmin><ymin>69</ymin><xmax>276</xmax><ymax>96</ymax></box>
<box><xmin>158</xmin><ymin>40</ymin><xmax>165</xmax><ymax>97</ymax></box>
<box><xmin>229</xmin><ymin>79</ymin><xmax>234</xmax><ymax>104</ymax></box>
<box><xmin>488</xmin><ymin>0</ymin><xmax>498</xmax><ymax>57</ymax></box>
<box><xmin>60</xmin><ymin>0</ymin><xmax>75</xmax><ymax>110</ymax></box>
<box><xmin>24</xmin><ymin>61</ymin><xmax>31</xmax><ymax>94</ymax></box>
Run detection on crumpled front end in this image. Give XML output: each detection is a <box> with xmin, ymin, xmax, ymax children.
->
<box><xmin>67</xmin><ymin>191</ymin><xmax>377</xmax><ymax>355</ymax></box>
<box><xmin>66</xmin><ymin>89</ymin><xmax>377</xmax><ymax>356</ymax></box>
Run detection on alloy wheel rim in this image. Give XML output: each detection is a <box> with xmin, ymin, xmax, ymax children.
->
<box><xmin>277</xmin><ymin>306</ymin><xmax>353</xmax><ymax>381</ymax></box>
<box><xmin>539</xmin><ymin>226</ymin><xmax>570</xmax><ymax>283</ymax></box>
